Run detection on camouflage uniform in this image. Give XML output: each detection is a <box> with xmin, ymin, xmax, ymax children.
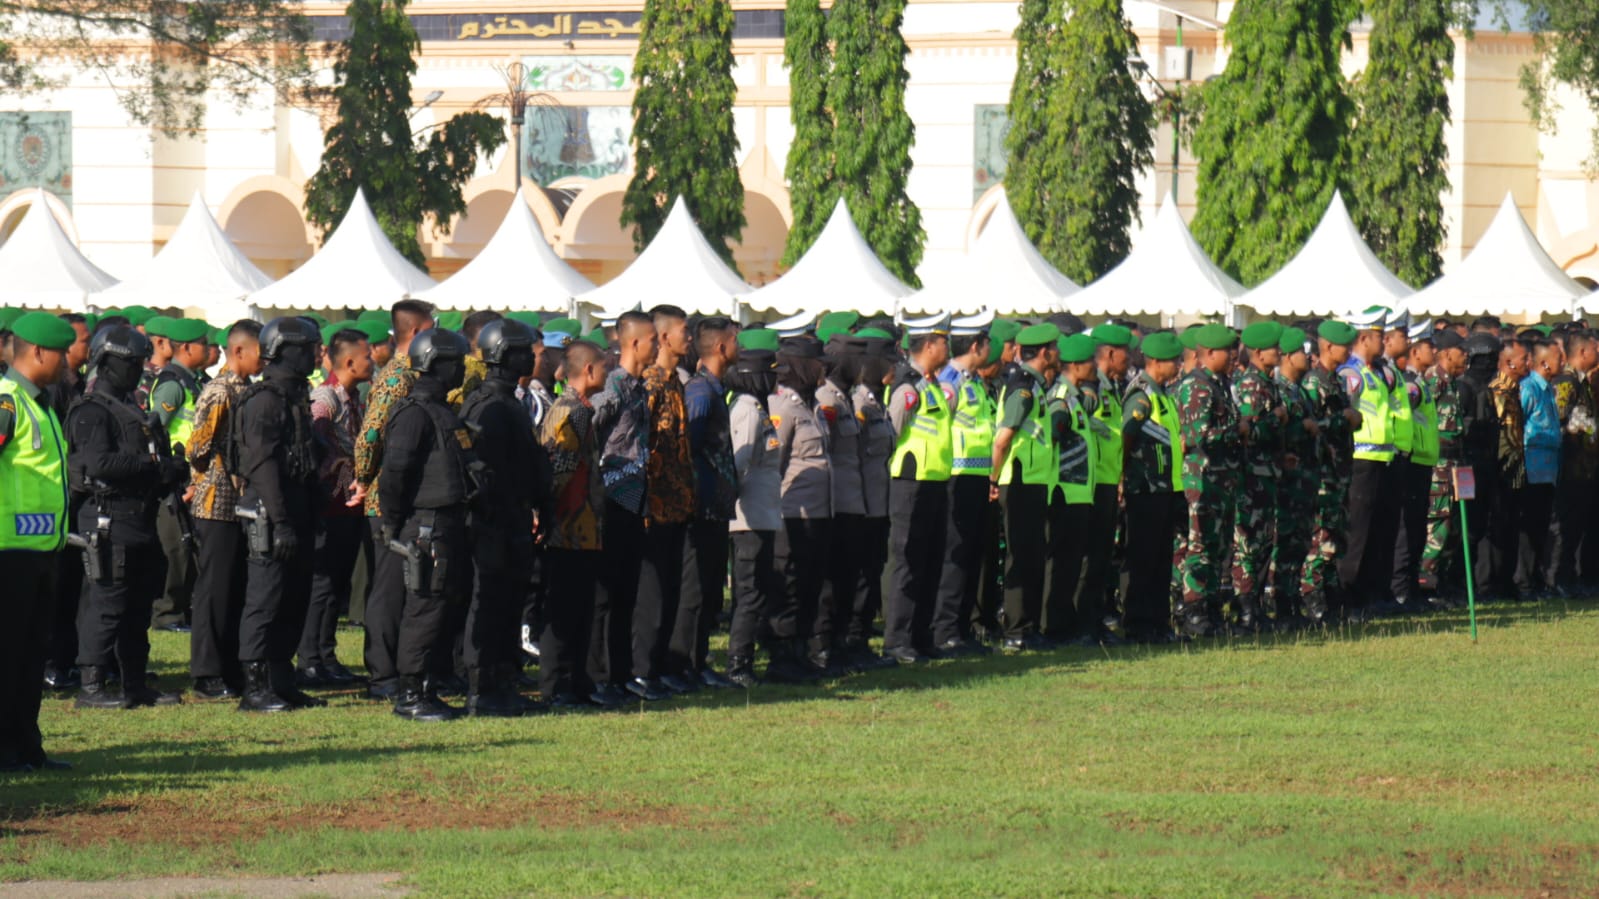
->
<box><xmin>1168</xmin><ymin>368</ymin><xmax>1197</xmax><ymax>607</ymax></box>
<box><xmin>1272</xmin><ymin>373</ymin><xmax>1318</xmax><ymax>619</ymax></box>
<box><xmin>1420</xmin><ymin>367</ymin><xmax>1463</xmax><ymax>590</ymax></box>
<box><xmin>1299</xmin><ymin>360</ymin><xmax>1353</xmax><ymax>617</ymax></box>
<box><xmin>1177</xmin><ymin>366</ymin><xmax>1241</xmax><ymax>630</ymax></box>
<box><xmin>1230</xmin><ymin>365</ymin><xmax>1284</xmax><ymax>622</ymax></box>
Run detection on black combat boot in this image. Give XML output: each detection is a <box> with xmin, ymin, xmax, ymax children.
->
<box><xmin>121</xmin><ymin>656</ymin><xmax>182</xmax><ymax>708</ymax></box>
<box><xmin>762</xmin><ymin>639</ymin><xmax>819</xmax><ymax>684</ymax></box>
<box><xmin>465</xmin><ymin>668</ymin><xmax>522</xmax><ymax>717</ymax></box>
<box><xmin>74</xmin><ymin>665</ymin><xmax>125</xmax><ymax>709</ymax></box>
<box><xmin>726</xmin><ymin>655</ymin><xmax>759</xmax><ymax>688</ymax></box>
<box><xmin>271</xmin><ymin>661</ymin><xmax>327</xmax><ymax>708</ymax></box>
<box><xmin>238</xmin><ymin>661</ymin><xmax>294</xmax><ymax>712</ymax></box>
<box><xmin>393</xmin><ymin>675</ymin><xmax>459</xmax><ymax>722</ymax></box>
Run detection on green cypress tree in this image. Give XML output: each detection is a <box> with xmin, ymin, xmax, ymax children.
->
<box><xmin>1192</xmin><ymin>0</ymin><xmax>1357</xmax><ymax>286</ymax></box>
<box><xmin>1004</xmin><ymin>0</ymin><xmax>1063</xmax><ymax>268</ymax></box>
<box><xmin>621</xmin><ymin>0</ymin><xmax>746</xmax><ymax>264</ymax></box>
<box><xmin>825</xmin><ymin>0</ymin><xmax>925</xmax><ymax>286</ymax></box>
<box><xmin>780</xmin><ymin>0</ymin><xmax>833</xmax><ymax>268</ymax></box>
<box><xmin>305</xmin><ymin>0</ymin><xmax>504</xmax><ymax>267</ymax></box>
<box><xmin>1007</xmin><ymin>0</ymin><xmax>1153</xmax><ymax>284</ymax></box>
<box><xmin>1349</xmin><ymin>0</ymin><xmax>1453</xmax><ymax>287</ymax></box>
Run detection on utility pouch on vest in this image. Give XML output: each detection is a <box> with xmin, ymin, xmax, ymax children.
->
<box><xmin>234</xmin><ymin>501</ymin><xmax>273</xmax><ymax>559</ymax></box>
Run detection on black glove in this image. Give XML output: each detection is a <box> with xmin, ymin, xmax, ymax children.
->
<box><xmin>269</xmin><ymin>528</ymin><xmax>299</xmax><ymax>562</ymax></box>
<box><xmin>160</xmin><ymin>457</ymin><xmax>190</xmax><ymax>487</ymax></box>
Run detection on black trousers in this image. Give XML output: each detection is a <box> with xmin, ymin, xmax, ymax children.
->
<box><xmin>1488</xmin><ymin>479</ymin><xmax>1523</xmax><ymax>595</ymax></box>
<box><xmin>1072</xmin><ymin>484</ymin><xmax>1119</xmax><ymax>637</ymax></box>
<box><xmin>152</xmin><ymin>501</ymin><xmax>195</xmax><ymax>628</ymax></box>
<box><xmin>394</xmin><ymin>511</ymin><xmax>470</xmax><ymax>678</ymax></box>
<box><xmin>1516</xmin><ymin>483</ymin><xmax>1556</xmax><ymax>593</ymax></box>
<box><xmin>673</xmin><ymin>519</ymin><xmax>729</xmax><ymax>674</ymax></box>
<box><xmin>190</xmin><ymin>518</ymin><xmax>245</xmax><ymax>681</ymax></box>
<box><xmin>772</xmin><ymin>518</ymin><xmax>831</xmax><ymax>645</ymax></box>
<box><xmin>820</xmin><ymin>513</ymin><xmax>865</xmax><ymax>652</ymax></box>
<box><xmin>1390</xmin><ymin>462</ymin><xmax>1433</xmax><ymax>600</ymax></box>
<box><xmin>590</xmin><ymin>501</ymin><xmax>645</xmax><ymax>687</ymax></box>
<box><xmin>78</xmin><ymin>539</ymin><xmax>166</xmax><ymax>672</ymax></box>
<box><xmin>464</xmin><ymin>529</ymin><xmax>533</xmax><ymax>673</ymax></box>
<box><xmin>1553</xmin><ymin>479</ymin><xmax>1594</xmax><ymax>589</ymax></box>
<box><xmin>1046</xmin><ymin>499</ymin><xmax>1092</xmax><ymax>639</ymax></box>
<box><xmin>849</xmin><ymin>517</ymin><xmax>890</xmax><ymax>646</ymax></box>
<box><xmin>973</xmin><ymin>500</ymin><xmax>1005</xmax><ymax>638</ymax></box>
<box><xmin>1123</xmin><ymin>491</ymin><xmax>1181</xmax><ymax>636</ymax></box>
<box><xmin>540</xmin><ymin>548</ymin><xmax>598</xmax><ymax>698</ymax></box>
<box><xmin>240</xmin><ymin>522</ymin><xmax>312</xmax><ymax>664</ymax></box>
<box><xmin>886</xmin><ymin>478</ymin><xmax>948</xmax><ymax>653</ymax></box>
<box><xmin>0</xmin><ymin>551</ymin><xmax>56</xmax><ymax>766</ymax></box>
<box><xmin>1339</xmin><ymin>458</ymin><xmax>1402</xmax><ymax>607</ymax></box>
<box><xmin>633</xmin><ymin>521</ymin><xmax>685</xmax><ymax>681</ymax></box>
<box><xmin>1000</xmin><ymin>483</ymin><xmax>1049</xmax><ymax>640</ymax></box>
<box><xmin>934</xmin><ymin>476</ymin><xmax>991</xmax><ymax>646</ymax></box>
<box><xmin>299</xmin><ymin>515</ymin><xmax>364</xmax><ymax>668</ymax></box>
<box><xmin>729</xmin><ymin>529</ymin><xmax>777</xmax><ymax>659</ymax></box>
<box><xmin>363</xmin><ymin>516</ymin><xmax>407</xmax><ymax>688</ymax></box>
<box><xmin>1459</xmin><ymin>467</ymin><xmax>1495</xmax><ymax>595</ymax></box>
<box><xmin>47</xmin><ymin>532</ymin><xmax>81</xmax><ymax>673</ymax></box>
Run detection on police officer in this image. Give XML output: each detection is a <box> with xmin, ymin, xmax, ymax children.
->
<box><xmin>69</xmin><ymin>324</ymin><xmax>187</xmax><ymax>709</ymax></box>
<box><xmin>846</xmin><ymin>329</ymin><xmax>900</xmax><ymax>669</ymax></box>
<box><xmin>147</xmin><ymin>317</ymin><xmax>209</xmax><ymax>632</ymax></box>
<box><xmin>1119</xmin><ymin>331</ymin><xmax>1184</xmax><ymax>643</ymax></box>
<box><xmin>458</xmin><ymin>319</ymin><xmax>544</xmax><ymax>716</ymax></box>
<box><xmin>234</xmin><ymin>317</ymin><xmax>325</xmax><ymax>713</ymax></box>
<box><xmin>1393</xmin><ymin>319</ymin><xmax>1441</xmax><ymax>609</ymax></box>
<box><xmin>768</xmin><ymin>332</ymin><xmax>832</xmax><ymax>680</ymax></box>
<box><xmin>817</xmin><ymin>330</ymin><xmax>867</xmax><ymax>675</ymax></box>
<box><xmin>1338</xmin><ymin>309</ymin><xmax>1399</xmax><ymax>618</ymax></box>
<box><xmin>934</xmin><ymin>311</ymin><xmax>997</xmax><ymax>656</ymax></box>
<box><xmin>885</xmin><ymin>314</ymin><xmax>954</xmax><ymax>664</ymax></box>
<box><xmin>380</xmin><ymin>329</ymin><xmax>479</xmax><ymax>721</ymax></box>
<box><xmin>0</xmin><ymin>312</ymin><xmax>77</xmax><ymax>770</ymax></box>
<box><xmin>992</xmin><ymin>323</ymin><xmax>1059</xmax><ymax>651</ymax></box>
<box><xmin>1047</xmin><ymin>333</ymin><xmax>1099</xmax><ymax>644</ymax></box>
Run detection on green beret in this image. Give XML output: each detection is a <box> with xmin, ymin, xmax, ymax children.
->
<box><xmin>83</xmin><ymin>313</ymin><xmax>100</xmax><ymax>333</ymax></box>
<box><xmin>321</xmin><ymin>322</ymin><xmax>352</xmax><ymax>345</ymax></box>
<box><xmin>358</xmin><ymin>320</ymin><xmax>393</xmax><ymax>344</ymax></box>
<box><xmin>1278</xmin><ymin>326</ymin><xmax>1308</xmax><ymax>355</ymax></box>
<box><xmin>738</xmin><ymin>328</ymin><xmax>781</xmax><ymax>353</ymax></box>
<box><xmin>854</xmin><ymin>327</ymin><xmax>894</xmax><ymax>341</ymax></box>
<box><xmin>1058</xmin><ymin>333</ymin><xmax>1096</xmax><ymax>363</ymax></box>
<box><xmin>1533</xmin><ymin>324</ymin><xmax>1554</xmax><ymax>337</ymax></box>
<box><xmin>0</xmin><ymin>307</ymin><xmax>21</xmax><ymax>332</ymax></box>
<box><xmin>1240</xmin><ymin>321</ymin><xmax>1284</xmax><ymax>351</ymax></box>
<box><xmin>1016</xmin><ymin>322</ymin><xmax>1062</xmax><ymax>348</ymax></box>
<box><xmin>1195</xmin><ymin>323</ymin><xmax>1238</xmax><ymax>351</ymax></box>
<box><xmin>985</xmin><ymin>334</ymin><xmax>1005</xmax><ymax>366</ymax></box>
<box><xmin>989</xmin><ymin>319</ymin><xmax>1023</xmax><ymax>345</ymax></box>
<box><xmin>212</xmin><ymin>326</ymin><xmax>230</xmax><ymax>345</ymax></box>
<box><xmin>1090</xmin><ymin>323</ymin><xmax>1133</xmax><ymax>348</ymax></box>
<box><xmin>816</xmin><ymin>311</ymin><xmax>860</xmax><ymax>342</ymax></box>
<box><xmin>165</xmin><ymin>318</ymin><xmax>212</xmax><ymax>344</ymax></box>
<box><xmin>581</xmin><ymin>328</ymin><xmax>608</xmax><ymax>348</ymax></box>
<box><xmin>143</xmin><ymin>314</ymin><xmax>175</xmax><ymax>337</ymax></box>
<box><xmin>504</xmin><ymin>311</ymin><xmax>542</xmax><ymax>330</ymax></box>
<box><xmin>303</xmin><ymin>313</ymin><xmax>329</xmax><ymax>329</ymax></box>
<box><xmin>121</xmin><ymin>305</ymin><xmax>157</xmax><ymax>327</ymax></box>
<box><xmin>1178</xmin><ymin>328</ymin><xmax>1200</xmax><ymax>350</ymax></box>
<box><xmin>357</xmin><ymin>309</ymin><xmax>390</xmax><ymax>325</ymax></box>
<box><xmin>437</xmin><ymin>311</ymin><xmax>465</xmax><ymax>332</ymax></box>
<box><xmin>9</xmin><ymin>311</ymin><xmax>77</xmax><ymax>350</ymax></box>
<box><xmin>1317</xmin><ymin>320</ymin><xmax>1358</xmax><ymax>346</ymax></box>
<box><xmin>543</xmin><ymin>317</ymin><xmax>581</xmax><ymax>337</ymax></box>
<box><xmin>1140</xmin><ymin>331</ymin><xmax>1182</xmax><ymax>361</ymax></box>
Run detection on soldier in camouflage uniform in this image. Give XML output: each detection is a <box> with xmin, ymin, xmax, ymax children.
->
<box><xmin>1230</xmin><ymin>322</ymin><xmax>1287</xmax><ymax>631</ymax></box>
<box><xmin>1420</xmin><ymin>330</ymin><xmax>1468</xmax><ymax>599</ymax></box>
<box><xmin>1299</xmin><ymin>321</ymin><xmax>1359</xmax><ymax>622</ymax></box>
<box><xmin>1176</xmin><ymin>324</ymin><xmax>1243</xmax><ymax>637</ymax></box>
<box><xmin>1272</xmin><ymin>327</ymin><xmax>1319</xmax><ymax>626</ymax></box>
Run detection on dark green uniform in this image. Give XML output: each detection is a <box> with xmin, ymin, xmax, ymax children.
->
<box><xmin>1299</xmin><ymin>361</ymin><xmax>1352</xmax><ymax>619</ymax></box>
<box><xmin>1230</xmin><ymin>366</ymin><xmax>1283</xmax><ymax>624</ymax></box>
<box><xmin>1272</xmin><ymin>373</ymin><xmax>1318</xmax><ymax>621</ymax></box>
<box><xmin>1177</xmin><ymin>367</ymin><xmax>1240</xmax><ymax>632</ymax></box>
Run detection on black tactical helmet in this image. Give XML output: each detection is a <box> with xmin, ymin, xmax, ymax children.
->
<box><xmin>475</xmin><ymin>319</ymin><xmax>536</xmax><ymax>365</ymax></box>
<box><xmin>259</xmin><ymin>316</ymin><xmax>321</xmax><ymax>361</ymax></box>
<box><xmin>1464</xmin><ymin>333</ymin><xmax>1502</xmax><ymax>358</ymax></box>
<box><xmin>409</xmin><ymin>328</ymin><xmax>470</xmax><ymax>374</ymax></box>
<box><xmin>88</xmin><ymin>325</ymin><xmax>153</xmax><ymax>368</ymax></box>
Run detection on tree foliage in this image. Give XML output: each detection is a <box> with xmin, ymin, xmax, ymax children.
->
<box><xmin>780</xmin><ymin>0</ymin><xmax>831</xmax><ymax>268</ymax></box>
<box><xmin>0</xmin><ymin>0</ymin><xmax>313</xmax><ymax>136</ymax></box>
<box><xmin>304</xmin><ymin>0</ymin><xmax>504</xmax><ymax>267</ymax></box>
<box><xmin>621</xmin><ymin>0</ymin><xmax>745</xmax><ymax>264</ymax></box>
<box><xmin>1005</xmin><ymin>0</ymin><xmax>1153</xmax><ymax>284</ymax></box>
<box><xmin>1512</xmin><ymin>0</ymin><xmax>1599</xmax><ymax>172</ymax></box>
<box><xmin>1192</xmin><ymin>0</ymin><xmax>1357</xmax><ymax>286</ymax></box>
<box><xmin>1349</xmin><ymin>0</ymin><xmax>1454</xmax><ymax>287</ymax></box>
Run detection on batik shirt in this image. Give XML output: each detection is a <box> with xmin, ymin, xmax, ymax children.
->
<box><xmin>187</xmin><ymin>369</ymin><xmax>249</xmax><ymax>522</ymax></box>
<box><xmin>355</xmin><ymin>353</ymin><xmax>416</xmax><ymax>517</ymax></box>
<box><xmin>540</xmin><ymin>392</ymin><xmax>604</xmax><ymax>551</ymax></box>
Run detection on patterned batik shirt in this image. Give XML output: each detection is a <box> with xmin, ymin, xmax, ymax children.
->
<box><xmin>354</xmin><ymin>354</ymin><xmax>416</xmax><ymax>517</ymax></box>
<box><xmin>642</xmin><ymin>363</ymin><xmax>696</xmax><ymax>526</ymax></box>
<box><xmin>1490</xmin><ymin>370</ymin><xmax>1526</xmax><ymax>490</ymax></box>
<box><xmin>541</xmin><ymin>392</ymin><xmax>604</xmax><ymax>551</ymax></box>
<box><xmin>187</xmin><ymin>369</ymin><xmax>250</xmax><ymax>522</ymax></box>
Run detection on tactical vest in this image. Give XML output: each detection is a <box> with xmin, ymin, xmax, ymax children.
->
<box><xmin>0</xmin><ymin>377</ymin><xmax>68</xmax><ymax>551</ymax></box>
<box><xmin>1388</xmin><ymin>362</ymin><xmax>1415</xmax><ymax>455</ymax></box>
<box><xmin>1122</xmin><ymin>374</ymin><xmax>1182</xmax><ymax>494</ymax></box>
<box><xmin>153</xmin><ymin>364</ymin><xmax>200</xmax><ymax>450</ymax></box>
<box><xmin>950</xmin><ymin>374</ymin><xmax>995</xmax><ymax>477</ymax></box>
<box><xmin>1348</xmin><ymin>362</ymin><xmax>1395</xmax><ymax>463</ymax></box>
<box><xmin>1408</xmin><ymin>372</ymin><xmax>1440</xmax><ymax>467</ymax></box>
<box><xmin>1048</xmin><ymin>380</ymin><xmax>1097</xmax><ymax>505</ymax></box>
<box><xmin>1091</xmin><ymin>375</ymin><xmax>1124</xmax><ymax>485</ymax></box>
<box><xmin>890</xmin><ymin>378</ymin><xmax>953</xmax><ymax>482</ymax></box>
<box><xmin>391</xmin><ymin>395</ymin><xmax>476</xmax><ymax>509</ymax></box>
<box><xmin>997</xmin><ymin>372</ymin><xmax>1053</xmax><ymax>487</ymax></box>
<box><xmin>229</xmin><ymin>378</ymin><xmax>318</xmax><ymax>485</ymax></box>
<box><xmin>69</xmin><ymin>391</ymin><xmax>166</xmax><ymax>510</ymax></box>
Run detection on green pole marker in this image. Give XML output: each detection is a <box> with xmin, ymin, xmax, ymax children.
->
<box><xmin>1454</xmin><ymin>466</ymin><xmax>1478</xmax><ymax>642</ymax></box>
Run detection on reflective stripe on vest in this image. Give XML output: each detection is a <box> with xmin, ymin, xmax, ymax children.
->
<box><xmin>890</xmin><ymin>380</ymin><xmax>953</xmax><ymax>482</ymax></box>
<box><xmin>1410</xmin><ymin>375</ymin><xmax>1440</xmax><ymax>466</ymax></box>
<box><xmin>1150</xmin><ymin>387</ymin><xmax>1184</xmax><ymax>493</ymax></box>
<box><xmin>997</xmin><ymin>383</ymin><xmax>1053</xmax><ymax>487</ymax></box>
<box><xmin>1389</xmin><ymin>366</ymin><xmax>1414</xmax><ymax>454</ymax></box>
<box><xmin>1351</xmin><ymin>364</ymin><xmax>1395</xmax><ymax>462</ymax></box>
<box><xmin>1092</xmin><ymin>379</ymin><xmax>1123</xmax><ymax>485</ymax></box>
<box><xmin>0</xmin><ymin>377</ymin><xmax>69</xmax><ymax>551</ymax></box>
<box><xmin>1050</xmin><ymin>381</ymin><xmax>1096</xmax><ymax>504</ymax></box>
<box><xmin>950</xmin><ymin>377</ymin><xmax>995</xmax><ymax>476</ymax></box>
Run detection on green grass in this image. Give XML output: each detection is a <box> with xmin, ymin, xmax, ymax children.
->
<box><xmin>5</xmin><ymin>601</ymin><xmax>1599</xmax><ymax>897</ymax></box>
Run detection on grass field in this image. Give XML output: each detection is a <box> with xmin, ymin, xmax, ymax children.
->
<box><xmin>4</xmin><ymin>601</ymin><xmax>1599</xmax><ymax>897</ymax></box>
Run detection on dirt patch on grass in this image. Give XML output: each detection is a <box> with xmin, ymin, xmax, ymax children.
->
<box><xmin>1350</xmin><ymin>843</ymin><xmax>1599</xmax><ymax>898</ymax></box>
<box><xmin>0</xmin><ymin>872</ymin><xmax>407</xmax><ymax>898</ymax></box>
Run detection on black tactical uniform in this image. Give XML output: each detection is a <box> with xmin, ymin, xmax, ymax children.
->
<box><xmin>379</xmin><ymin>329</ymin><xmax>478</xmax><ymax>722</ymax></box>
<box><xmin>68</xmin><ymin>327</ymin><xmax>186</xmax><ymax>709</ymax></box>
<box><xmin>234</xmin><ymin>317</ymin><xmax>325</xmax><ymax>713</ymax></box>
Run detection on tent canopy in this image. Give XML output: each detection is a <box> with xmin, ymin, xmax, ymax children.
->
<box><xmin>580</xmin><ymin>196</ymin><xmax>751</xmax><ymax>321</ymax></box>
<box><xmin>742</xmin><ymin>199</ymin><xmax>910</xmax><ymax>318</ymax></box>
<box><xmin>416</xmin><ymin>188</ymin><xmax>592</xmax><ymax>313</ymax></box>
<box><xmin>95</xmin><ymin>192</ymin><xmax>272</xmax><ymax>323</ymax></box>
<box><xmin>901</xmin><ymin>190</ymin><xmax>1076</xmax><ymax>317</ymax></box>
<box><xmin>1410</xmin><ymin>193</ymin><xmax>1591</xmax><ymax>318</ymax></box>
<box><xmin>0</xmin><ymin>190</ymin><xmax>117</xmax><ymax>310</ymax></box>
<box><xmin>1241</xmin><ymin>191</ymin><xmax>1414</xmax><ymax>317</ymax></box>
<box><xmin>251</xmin><ymin>189</ymin><xmax>435</xmax><ymax>312</ymax></box>
<box><xmin>1071</xmin><ymin>195</ymin><xmax>1243</xmax><ymax>318</ymax></box>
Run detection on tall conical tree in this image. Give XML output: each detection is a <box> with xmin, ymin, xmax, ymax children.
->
<box><xmin>824</xmin><ymin>0</ymin><xmax>925</xmax><ymax>286</ymax></box>
<box><xmin>1006</xmin><ymin>0</ymin><xmax>1153</xmax><ymax>284</ymax></box>
<box><xmin>781</xmin><ymin>0</ymin><xmax>833</xmax><ymax>268</ymax></box>
<box><xmin>1191</xmin><ymin>0</ymin><xmax>1357</xmax><ymax>285</ymax></box>
<box><xmin>1348</xmin><ymin>0</ymin><xmax>1453</xmax><ymax>287</ymax></box>
<box><xmin>621</xmin><ymin>0</ymin><xmax>745</xmax><ymax>264</ymax></box>
<box><xmin>305</xmin><ymin>0</ymin><xmax>504</xmax><ymax>266</ymax></box>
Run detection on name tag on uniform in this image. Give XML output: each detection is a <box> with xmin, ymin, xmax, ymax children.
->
<box><xmin>14</xmin><ymin>513</ymin><xmax>56</xmax><ymax>536</ymax></box>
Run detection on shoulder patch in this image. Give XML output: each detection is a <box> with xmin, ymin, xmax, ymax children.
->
<box><xmin>770</xmin><ymin>414</ymin><xmax>782</xmax><ymax>430</ymax></box>
<box><xmin>1342</xmin><ymin>369</ymin><xmax>1363</xmax><ymax>394</ymax></box>
<box><xmin>905</xmin><ymin>391</ymin><xmax>918</xmax><ymax>410</ymax></box>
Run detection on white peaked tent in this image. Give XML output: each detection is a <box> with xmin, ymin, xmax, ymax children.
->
<box><xmin>902</xmin><ymin>190</ymin><xmax>1077</xmax><ymax>316</ymax></box>
<box><xmin>251</xmin><ymin>189</ymin><xmax>435</xmax><ymax>311</ymax></box>
<box><xmin>580</xmin><ymin>196</ymin><xmax>751</xmax><ymax>320</ymax></box>
<box><xmin>417</xmin><ymin>189</ymin><xmax>593</xmax><ymax>312</ymax></box>
<box><xmin>743</xmin><ymin>199</ymin><xmax>910</xmax><ymax>318</ymax></box>
<box><xmin>1409</xmin><ymin>193</ymin><xmax>1591</xmax><ymax>317</ymax></box>
<box><xmin>1241</xmin><ymin>191</ymin><xmax>1414</xmax><ymax>317</ymax></box>
<box><xmin>0</xmin><ymin>191</ymin><xmax>117</xmax><ymax>309</ymax></box>
<box><xmin>94</xmin><ymin>192</ymin><xmax>272</xmax><ymax>323</ymax></box>
<box><xmin>1071</xmin><ymin>195</ymin><xmax>1244</xmax><ymax>318</ymax></box>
